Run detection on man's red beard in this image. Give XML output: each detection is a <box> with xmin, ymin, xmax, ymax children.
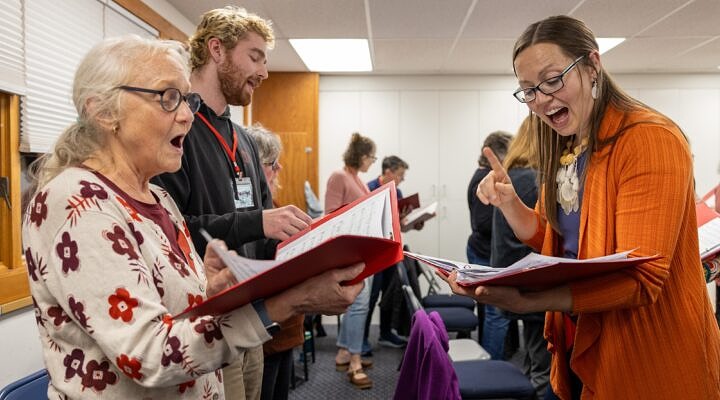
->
<box><xmin>218</xmin><ymin>58</ymin><xmax>252</xmax><ymax>107</ymax></box>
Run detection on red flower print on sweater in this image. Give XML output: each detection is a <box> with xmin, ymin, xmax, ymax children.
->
<box><xmin>81</xmin><ymin>359</ymin><xmax>118</xmax><ymax>392</ymax></box>
<box><xmin>194</xmin><ymin>318</ymin><xmax>224</xmax><ymax>344</ymax></box>
<box><xmin>48</xmin><ymin>305</ymin><xmax>71</xmax><ymax>327</ymax></box>
<box><xmin>115</xmin><ymin>195</ymin><xmax>141</xmax><ymax>222</ymax></box>
<box><xmin>104</xmin><ymin>225</ymin><xmax>139</xmax><ymax>260</ymax></box>
<box><xmin>68</xmin><ymin>296</ymin><xmax>93</xmax><ymax>333</ymax></box>
<box><xmin>161</xmin><ymin>336</ymin><xmax>183</xmax><ymax>367</ymax></box>
<box><xmin>116</xmin><ymin>354</ymin><xmax>143</xmax><ymax>380</ymax></box>
<box><xmin>179</xmin><ymin>380</ymin><xmax>196</xmax><ymax>393</ymax></box>
<box><xmin>63</xmin><ymin>348</ymin><xmax>85</xmax><ymax>380</ymax></box>
<box><xmin>79</xmin><ymin>180</ymin><xmax>108</xmax><ymax>200</ymax></box>
<box><xmin>56</xmin><ymin>232</ymin><xmax>80</xmax><ymax>274</ymax></box>
<box><xmin>108</xmin><ymin>288</ymin><xmax>139</xmax><ymax>322</ymax></box>
<box><xmin>25</xmin><ymin>247</ymin><xmax>46</xmax><ymax>282</ymax></box>
<box><xmin>29</xmin><ymin>190</ymin><xmax>48</xmax><ymax>227</ymax></box>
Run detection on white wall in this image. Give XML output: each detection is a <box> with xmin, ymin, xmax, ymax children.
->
<box><xmin>0</xmin><ymin>311</ymin><xmax>44</xmax><ymax>387</ymax></box>
<box><xmin>319</xmin><ymin>74</ymin><xmax>720</xmax><ymax>263</ymax></box>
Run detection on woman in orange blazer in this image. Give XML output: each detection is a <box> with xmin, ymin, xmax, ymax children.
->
<box><xmin>444</xmin><ymin>15</ymin><xmax>720</xmax><ymax>400</ymax></box>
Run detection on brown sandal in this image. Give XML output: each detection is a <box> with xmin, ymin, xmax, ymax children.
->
<box><xmin>335</xmin><ymin>359</ymin><xmax>373</xmax><ymax>371</ymax></box>
<box><xmin>347</xmin><ymin>368</ymin><xmax>373</xmax><ymax>389</ymax></box>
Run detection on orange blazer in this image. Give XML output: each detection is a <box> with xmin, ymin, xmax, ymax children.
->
<box><xmin>526</xmin><ymin>105</ymin><xmax>720</xmax><ymax>399</ymax></box>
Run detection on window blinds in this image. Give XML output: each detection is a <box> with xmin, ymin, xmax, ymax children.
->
<box><xmin>0</xmin><ymin>0</ymin><xmax>24</xmax><ymax>95</ymax></box>
<box><xmin>20</xmin><ymin>0</ymin><xmax>160</xmax><ymax>153</ymax></box>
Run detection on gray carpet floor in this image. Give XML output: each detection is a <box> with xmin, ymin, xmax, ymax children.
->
<box><xmin>288</xmin><ymin>324</ymin><xmax>405</xmax><ymax>400</ymax></box>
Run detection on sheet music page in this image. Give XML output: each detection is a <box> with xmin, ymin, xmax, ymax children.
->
<box><xmin>406</xmin><ymin>249</ymin><xmax>636</xmax><ymax>284</ymax></box>
<box><xmin>699</xmin><ymin>218</ymin><xmax>720</xmax><ymax>257</ymax></box>
<box><xmin>403</xmin><ymin>201</ymin><xmax>438</xmax><ymax>226</ymax></box>
<box><xmin>275</xmin><ymin>188</ymin><xmax>392</xmax><ymax>261</ymax></box>
<box><xmin>505</xmin><ymin>249</ymin><xmax>634</xmax><ymax>272</ymax></box>
<box><xmin>204</xmin><ymin>240</ymin><xmax>281</xmax><ymax>282</ymax></box>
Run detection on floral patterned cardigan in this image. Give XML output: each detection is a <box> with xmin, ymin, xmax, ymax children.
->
<box><xmin>22</xmin><ymin>167</ymin><xmax>270</xmax><ymax>399</ymax></box>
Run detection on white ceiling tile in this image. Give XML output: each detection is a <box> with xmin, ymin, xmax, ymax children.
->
<box><xmin>261</xmin><ymin>0</ymin><xmax>367</xmax><ymax>39</ymax></box>
<box><xmin>463</xmin><ymin>0</ymin><xmax>580</xmax><ymax>39</ymax></box>
<box><xmin>601</xmin><ymin>37</ymin><xmax>713</xmax><ymax>73</ymax></box>
<box><xmin>165</xmin><ymin>0</ymin><xmax>269</xmax><ymax>25</ymax></box>
<box><xmin>639</xmin><ymin>0</ymin><xmax>720</xmax><ymax>37</ymax></box>
<box><xmin>444</xmin><ymin>39</ymin><xmax>516</xmax><ymax>74</ymax></box>
<box><xmin>267</xmin><ymin>39</ymin><xmax>308</xmax><ymax>72</ymax></box>
<box><xmin>369</xmin><ymin>0</ymin><xmax>473</xmax><ymax>38</ymax></box>
<box><xmin>664</xmin><ymin>37</ymin><xmax>720</xmax><ymax>72</ymax></box>
<box><xmin>373</xmin><ymin>39</ymin><xmax>454</xmax><ymax>73</ymax></box>
<box><xmin>572</xmin><ymin>0</ymin><xmax>691</xmax><ymax>37</ymax></box>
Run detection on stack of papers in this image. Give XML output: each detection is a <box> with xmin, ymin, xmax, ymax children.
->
<box><xmin>405</xmin><ymin>250</ymin><xmax>660</xmax><ymax>289</ymax></box>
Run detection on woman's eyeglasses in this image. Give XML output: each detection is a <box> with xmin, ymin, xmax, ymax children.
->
<box><xmin>513</xmin><ymin>55</ymin><xmax>585</xmax><ymax>103</ymax></box>
<box><xmin>117</xmin><ymin>86</ymin><xmax>202</xmax><ymax>113</ymax></box>
<box><xmin>264</xmin><ymin>159</ymin><xmax>281</xmax><ymax>171</ymax></box>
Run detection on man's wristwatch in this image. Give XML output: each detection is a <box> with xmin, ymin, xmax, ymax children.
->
<box><xmin>251</xmin><ymin>299</ymin><xmax>281</xmax><ymax>335</ymax></box>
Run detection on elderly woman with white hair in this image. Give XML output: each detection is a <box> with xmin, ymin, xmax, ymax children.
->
<box><xmin>22</xmin><ymin>36</ymin><xmax>363</xmax><ymax>399</ymax></box>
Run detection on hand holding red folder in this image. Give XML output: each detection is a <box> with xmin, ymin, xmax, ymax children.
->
<box><xmin>177</xmin><ymin>182</ymin><xmax>404</xmax><ymax>319</ymax></box>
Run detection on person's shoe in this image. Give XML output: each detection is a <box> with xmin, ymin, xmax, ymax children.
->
<box><xmin>347</xmin><ymin>368</ymin><xmax>373</xmax><ymax>389</ymax></box>
<box><xmin>335</xmin><ymin>359</ymin><xmax>373</xmax><ymax>371</ymax></box>
<box><xmin>378</xmin><ymin>333</ymin><xmax>407</xmax><ymax>348</ymax></box>
<box><xmin>360</xmin><ymin>349</ymin><xmax>373</xmax><ymax>358</ymax></box>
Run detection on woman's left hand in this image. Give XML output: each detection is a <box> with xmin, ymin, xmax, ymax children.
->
<box><xmin>203</xmin><ymin>240</ymin><xmax>238</xmax><ymax>297</ymax></box>
<box><xmin>437</xmin><ymin>270</ymin><xmax>572</xmax><ymax>313</ymax></box>
<box><xmin>437</xmin><ymin>270</ymin><xmax>532</xmax><ymax>314</ymax></box>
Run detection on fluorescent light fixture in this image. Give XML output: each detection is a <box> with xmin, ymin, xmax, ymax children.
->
<box><xmin>596</xmin><ymin>37</ymin><xmax>625</xmax><ymax>55</ymax></box>
<box><xmin>289</xmin><ymin>39</ymin><xmax>372</xmax><ymax>72</ymax></box>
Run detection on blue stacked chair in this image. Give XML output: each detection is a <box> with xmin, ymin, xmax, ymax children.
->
<box><xmin>0</xmin><ymin>369</ymin><xmax>49</xmax><ymax>400</ymax></box>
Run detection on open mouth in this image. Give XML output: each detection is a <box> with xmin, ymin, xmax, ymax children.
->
<box><xmin>170</xmin><ymin>134</ymin><xmax>184</xmax><ymax>149</ymax></box>
<box><xmin>547</xmin><ymin>106</ymin><xmax>569</xmax><ymax>125</ymax></box>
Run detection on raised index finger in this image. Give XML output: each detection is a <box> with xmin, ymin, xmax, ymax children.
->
<box><xmin>483</xmin><ymin>146</ymin><xmax>508</xmax><ymax>179</ymax></box>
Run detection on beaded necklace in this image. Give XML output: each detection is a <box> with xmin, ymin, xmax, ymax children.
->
<box><xmin>556</xmin><ymin>137</ymin><xmax>589</xmax><ymax>215</ymax></box>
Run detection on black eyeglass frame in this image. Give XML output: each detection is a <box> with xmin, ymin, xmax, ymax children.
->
<box><xmin>263</xmin><ymin>159</ymin><xmax>281</xmax><ymax>171</ymax></box>
<box><xmin>512</xmin><ymin>55</ymin><xmax>586</xmax><ymax>103</ymax></box>
<box><xmin>117</xmin><ymin>85</ymin><xmax>201</xmax><ymax>113</ymax></box>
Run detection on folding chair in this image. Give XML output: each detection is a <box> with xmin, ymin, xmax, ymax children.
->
<box><xmin>397</xmin><ymin>263</ymin><xmax>478</xmax><ymax>337</ymax></box>
<box><xmin>0</xmin><ymin>369</ymin><xmax>49</xmax><ymax>400</ymax></box>
<box><xmin>402</xmin><ymin>285</ymin><xmax>489</xmax><ymax>362</ymax></box>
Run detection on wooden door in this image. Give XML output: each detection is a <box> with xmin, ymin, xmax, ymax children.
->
<box><xmin>249</xmin><ymin>72</ymin><xmax>319</xmax><ymax>209</ymax></box>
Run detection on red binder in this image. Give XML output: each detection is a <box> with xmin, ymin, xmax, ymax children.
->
<box><xmin>397</xmin><ymin>193</ymin><xmax>420</xmax><ymax>211</ymax></box>
<box><xmin>407</xmin><ymin>252</ymin><xmax>661</xmax><ymax>290</ymax></box>
<box><xmin>177</xmin><ymin>182</ymin><xmax>403</xmax><ymax>318</ymax></box>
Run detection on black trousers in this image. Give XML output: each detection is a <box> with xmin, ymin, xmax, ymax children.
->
<box><xmin>260</xmin><ymin>349</ymin><xmax>293</xmax><ymax>400</ymax></box>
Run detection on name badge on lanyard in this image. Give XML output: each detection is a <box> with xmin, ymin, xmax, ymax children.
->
<box><xmin>234</xmin><ymin>176</ymin><xmax>255</xmax><ymax>209</ymax></box>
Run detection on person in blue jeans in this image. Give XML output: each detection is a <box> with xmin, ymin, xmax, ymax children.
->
<box><xmin>467</xmin><ymin>132</ymin><xmax>512</xmax><ymax>358</ymax></box>
<box><xmin>364</xmin><ymin>156</ymin><xmax>412</xmax><ymax>354</ymax></box>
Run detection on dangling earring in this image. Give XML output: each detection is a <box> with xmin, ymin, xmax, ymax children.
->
<box><xmin>591</xmin><ymin>80</ymin><xmax>598</xmax><ymax>100</ymax></box>
<box><xmin>112</xmin><ymin>124</ymin><xmax>119</xmax><ymax>135</ymax></box>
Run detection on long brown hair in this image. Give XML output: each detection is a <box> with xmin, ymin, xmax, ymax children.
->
<box><xmin>504</xmin><ymin>115</ymin><xmax>539</xmax><ymax>171</ymax></box>
<box><xmin>512</xmin><ymin>15</ymin><xmax>672</xmax><ymax>232</ymax></box>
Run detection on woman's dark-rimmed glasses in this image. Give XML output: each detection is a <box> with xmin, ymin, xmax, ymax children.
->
<box><xmin>264</xmin><ymin>159</ymin><xmax>281</xmax><ymax>171</ymax></box>
<box><xmin>117</xmin><ymin>86</ymin><xmax>202</xmax><ymax>113</ymax></box>
<box><xmin>513</xmin><ymin>55</ymin><xmax>585</xmax><ymax>103</ymax></box>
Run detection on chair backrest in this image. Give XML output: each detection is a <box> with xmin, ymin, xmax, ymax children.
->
<box><xmin>0</xmin><ymin>369</ymin><xmax>49</xmax><ymax>400</ymax></box>
<box><xmin>396</xmin><ymin>261</ymin><xmax>410</xmax><ymax>286</ymax></box>
<box><xmin>303</xmin><ymin>181</ymin><xmax>323</xmax><ymax>218</ymax></box>
<box><xmin>402</xmin><ymin>284</ymin><xmax>423</xmax><ymax>315</ymax></box>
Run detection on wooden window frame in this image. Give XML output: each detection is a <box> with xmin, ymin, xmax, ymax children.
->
<box><xmin>0</xmin><ymin>92</ymin><xmax>27</xmax><ymax>315</ymax></box>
